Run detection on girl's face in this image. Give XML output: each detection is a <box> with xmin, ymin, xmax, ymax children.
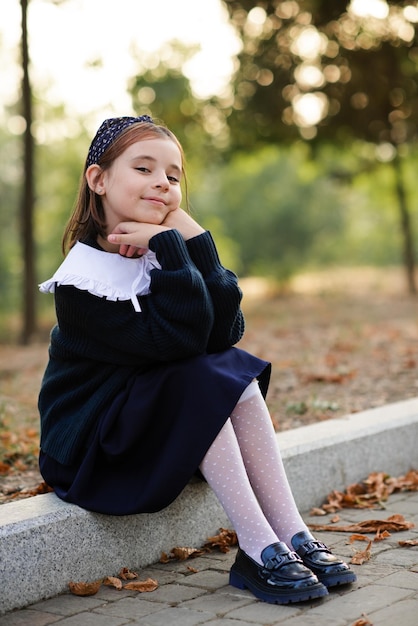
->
<box><xmin>96</xmin><ymin>137</ymin><xmax>182</xmax><ymax>232</ymax></box>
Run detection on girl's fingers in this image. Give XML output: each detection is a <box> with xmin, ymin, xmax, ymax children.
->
<box><xmin>108</xmin><ymin>223</ymin><xmax>170</xmax><ymax>248</ymax></box>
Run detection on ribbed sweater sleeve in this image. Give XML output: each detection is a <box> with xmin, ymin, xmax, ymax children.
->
<box><xmin>52</xmin><ymin>229</ymin><xmax>215</xmax><ymax>364</ymax></box>
<box><xmin>186</xmin><ymin>231</ymin><xmax>245</xmax><ymax>352</ymax></box>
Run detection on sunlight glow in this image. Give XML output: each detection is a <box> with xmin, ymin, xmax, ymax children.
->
<box><xmin>404</xmin><ymin>5</ymin><xmax>418</xmax><ymax>23</ymax></box>
<box><xmin>349</xmin><ymin>0</ymin><xmax>389</xmax><ymax>20</ymax></box>
<box><xmin>292</xmin><ymin>92</ymin><xmax>328</xmax><ymax>127</ymax></box>
<box><xmin>1</xmin><ymin>0</ymin><xmax>240</xmax><ymax>123</ymax></box>
<box><xmin>290</xmin><ymin>26</ymin><xmax>328</xmax><ymax>60</ymax></box>
<box><xmin>294</xmin><ymin>64</ymin><xmax>325</xmax><ymax>89</ymax></box>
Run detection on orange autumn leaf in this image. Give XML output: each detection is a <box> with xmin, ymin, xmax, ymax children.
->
<box><xmin>349</xmin><ymin>534</ymin><xmax>370</xmax><ymax>543</ymax></box>
<box><xmin>124</xmin><ymin>578</ymin><xmax>158</xmax><ymax>592</ymax></box>
<box><xmin>0</xmin><ymin>462</ymin><xmax>10</xmax><ymax>475</ymax></box>
<box><xmin>118</xmin><ymin>567</ymin><xmax>138</xmax><ymax>580</ymax></box>
<box><xmin>309</xmin><ymin>514</ymin><xmax>414</xmax><ymax>534</ymax></box>
<box><xmin>160</xmin><ymin>528</ymin><xmax>237</xmax><ymax>564</ymax></box>
<box><xmin>374</xmin><ymin>529</ymin><xmax>391</xmax><ymax>542</ymax></box>
<box><xmin>103</xmin><ymin>576</ymin><xmax>123</xmax><ymax>590</ymax></box>
<box><xmin>351</xmin><ymin>540</ymin><xmax>372</xmax><ymax>565</ymax></box>
<box><xmin>187</xmin><ymin>565</ymin><xmax>199</xmax><ymax>573</ymax></box>
<box><xmin>204</xmin><ymin>528</ymin><xmax>238</xmax><ymax>553</ymax></box>
<box><xmin>171</xmin><ymin>546</ymin><xmax>205</xmax><ymax>560</ymax></box>
<box><xmin>303</xmin><ymin>370</ymin><xmax>356</xmax><ymax>384</ymax></box>
<box><xmin>68</xmin><ymin>580</ymin><xmax>102</xmax><ymax>596</ymax></box>
<box><xmin>321</xmin><ymin>470</ymin><xmax>418</xmax><ymax>512</ymax></box>
<box><xmin>160</xmin><ymin>546</ymin><xmax>205</xmax><ymax>562</ymax></box>
<box><xmin>25</xmin><ymin>481</ymin><xmax>53</xmax><ymax>497</ymax></box>
<box><xmin>352</xmin><ymin>617</ymin><xmax>373</xmax><ymax>626</ymax></box>
<box><xmin>309</xmin><ymin>507</ymin><xmax>327</xmax><ymax>516</ymax></box>
<box><xmin>398</xmin><ymin>538</ymin><xmax>418</xmax><ymax>547</ymax></box>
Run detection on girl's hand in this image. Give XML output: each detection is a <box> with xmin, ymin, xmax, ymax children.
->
<box><xmin>161</xmin><ymin>208</ymin><xmax>205</xmax><ymax>240</ymax></box>
<box><xmin>108</xmin><ymin>222</ymin><xmax>169</xmax><ymax>254</ymax></box>
<box><xmin>118</xmin><ymin>243</ymin><xmax>148</xmax><ymax>258</ymax></box>
<box><xmin>108</xmin><ymin>209</ymin><xmax>205</xmax><ymax>256</ymax></box>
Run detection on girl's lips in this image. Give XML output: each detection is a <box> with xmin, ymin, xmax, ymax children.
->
<box><xmin>143</xmin><ymin>196</ymin><xmax>166</xmax><ymax>205</ymax></box>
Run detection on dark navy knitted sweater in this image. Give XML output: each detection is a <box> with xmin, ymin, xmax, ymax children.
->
<box><xmin>38</xmin><ymin>229</ymin><xmax>245</xmax><ymax>465</ymax></box>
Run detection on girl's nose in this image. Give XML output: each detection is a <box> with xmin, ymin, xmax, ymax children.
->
<box><xmin>153</xmin><ymin>171</ymin><xmax>169</xmax><ymax>191</ymax></box>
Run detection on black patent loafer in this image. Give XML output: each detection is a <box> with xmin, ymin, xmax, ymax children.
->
<box><xmin>229</xmin><ymin>541</ymin><xmax>328</xmax><ymax>604</ymax></box>
<box><xmin>291</xmin><ymin>531</ymin><xmax>357</xmax><ymax>588</ymax></box>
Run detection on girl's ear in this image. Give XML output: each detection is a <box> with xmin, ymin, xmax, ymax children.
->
<box><xmin>85</xmin><ymin>164</ymin><xmax>105</xmax><ymax>195</ymax></box>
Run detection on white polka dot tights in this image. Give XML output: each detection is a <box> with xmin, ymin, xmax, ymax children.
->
<box><xmin>199</xmin><ymin>381</ymin><xmax>310</xmax><ymax>564</ymax></box>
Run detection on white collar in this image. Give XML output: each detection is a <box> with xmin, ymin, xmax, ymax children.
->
<box><xmin>39</xmin><ymin>241</ymin><xmax>161</xmax><ymax>312</ymax></box>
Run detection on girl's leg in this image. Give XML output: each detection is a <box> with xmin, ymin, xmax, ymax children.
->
<box><xmin>199</xmin><ymin>417</ymin><xmax>280</xmax><ymax>564</ymax></box>
<box><xmin>199</xmin><ymin>399</ymin><xmax>329</xmax><ymax>604</ymax></box>
<box><xmin>202</xmin><ymin>381</ymin><xmax>355</xmax><ymax>595</ymax></box>
<box><xmin>229</xmin><ymin>381</ymin><xmax>311</xmax><ymax>548</ymax></box>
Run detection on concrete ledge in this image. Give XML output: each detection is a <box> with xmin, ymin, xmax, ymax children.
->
<box><xmin>1</xmin><ymin>398</ymin><xmax>417</xmax><ymax>615</ymax></box>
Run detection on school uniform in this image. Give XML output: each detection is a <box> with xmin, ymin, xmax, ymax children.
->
<box><xmin>38</xmin><ymin>229</ymin><xmax>270</xmax><ymax>514</ymax></box>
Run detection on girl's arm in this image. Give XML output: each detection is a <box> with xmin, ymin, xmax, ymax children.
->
<box><xmin>186</xmin><ymin>231</ymin><xmax>245</xmax><ymax>352</ymax></box>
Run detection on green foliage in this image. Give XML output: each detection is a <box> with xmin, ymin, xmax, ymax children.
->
<box><xmin>221</xmin><ymin>1</ymin><xmax>418</xmax><ymax>147</ymax></box>
<box><xmin>128</xmin><ymin>44</ymin><xmax>227</xmax><ymax>165</ymax></box>
<box><xmin>193</xmin><ymin>144</ymin><xmax>346</xmax><ymax>280</ymax></box>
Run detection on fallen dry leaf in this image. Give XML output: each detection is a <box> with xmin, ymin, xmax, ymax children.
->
<box><xmin>398</xmin><ymin>538</ymin><xmax>418</xmax><ymax>547</ymax></box>
<box><xmin>159</xmin><ymin>552</ymin><xmax>171</xmax><ymax>564</ymax></box>
<box><xmin>321</xmin><ymin>470</ymin><xmax>418</xmax><ymax>512</ymax></box>
<box><xmin>124</xmin><ymin>578</ymin><xmax>158</xmax><ymax>592</ymax></box>
<box><xmin>103</xmin><ymin>576</ymin><xmax>123</xmax><ymax>590</ymax></box>
<box><xmin>204</xmin><ymin>528</ymin><xmax>238</xmax><ymax>553</ymax></box>
<box><xmin>23</xmin><ymin>481</ymin><xmax>53</xmax><ymax>497</ymax></box>
<box><xmin>172</xmin><ymin>546</ymin><xmax>205</xmax><ymax>560</ymax></box>
<box><xmin>187</xmin><ymin>565</ymin><xmax>199</xmax><ymax>573</ymax></box>
<box><xmin>350</xmin><ymin>534</ymin><xmax>370</xmax><ymax>543</ymax></box>
<box><xmin>118</xmin><ymin>567</ymin><xmax>138</xmax><ymax>580</ymax></box>
<box><xmin>351</xmin><ymin>540</ymin><xmax>372</xmax><ymax>565</ymax></box>
<box><xmin>309</xmin><ymin>507</ymin><xmax>327</xmax><ymax>516</ymax></box>
<box><xmin>374</xmin><ymin>529</ymin><xmax>391</xmax><ymax>542</ymax></box>
<box><xmin>0</xmin><ymin>462</ymin><xmax>10</xmax><ymax>475</ymax></box>
<box><xmin>309</xmin><ymin>514</ymin><xmax>414</xmax><ymax>534</ymax></box>
<box><xmin>160</xmin><ymin>546</ymin><xmax>206</xmax><ymax>563</ymax></box>
<box><xmin>351</xmin><ymin>616</ymin><xmax>373</xmax><ymax>626</ymax></box>
<box><xmin>302</xmin><ymin>370</ymin><xmax>356</xmax><ymax>384</ymax></box>
<box><xmin>68</xmin><ymin>580</ymin><xmax>102</xmax><ymax>596</ymax></box>
<box><xmin>160</xmin><ymin>528</ymin><xmax>237</xmax><ymax>563</ymax></box>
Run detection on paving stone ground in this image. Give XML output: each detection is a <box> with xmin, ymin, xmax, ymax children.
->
<box><xmin>1</xmin><ymin>490</ymin><xmax>417</xmax><ymax>626</ymax></box>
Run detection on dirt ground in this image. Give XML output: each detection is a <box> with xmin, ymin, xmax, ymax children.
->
<box><xmin>1</xmin><ymin>267</ymin><xmax>417</xmax><ymax>503</ymax></box>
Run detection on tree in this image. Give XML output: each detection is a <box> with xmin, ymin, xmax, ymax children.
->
<box><xmin>128</xmin><ymin>41</ymin><xmax>230</xmax><ymax>164</ymax></box>
<box><xmin>20</xmin><ymin>0</ymin><xmax>36</xmax><ymax>343</ymax></box>
<box><xmin>16</xmin><ymin>0</ymin><xmax>71</xmax><ymax>343</ymax></box>
<box><xmin>221</xmin><ymin>0</ymin><xmax>418</xmax><ymax>291</ymax></box>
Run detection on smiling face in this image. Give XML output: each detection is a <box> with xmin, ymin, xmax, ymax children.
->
<box><xmin>93</xmin><ymin>137</ymin><xmax>183</xmax><ymax>233</ymax></box>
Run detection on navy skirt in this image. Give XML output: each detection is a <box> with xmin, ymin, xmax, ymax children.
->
<box><xmin>40</xmin><ymin>347</ymin><xmax>271</xmax><ymax>515</ymax></box>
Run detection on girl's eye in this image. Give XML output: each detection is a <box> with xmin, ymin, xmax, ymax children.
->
<box><xmin>168</xmin><ymin>175</ymin><xmax>180</xmax><ymax>183</ymax></box>
<box><xmin>136</xmin><ymin>167</ymin><xmax>149</xmax><ymax>173</ymax></box>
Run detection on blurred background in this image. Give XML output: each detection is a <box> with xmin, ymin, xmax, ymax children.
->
<box><xmin>2</xmin><ymin>0</ymin><xmax>418</xmax><ymax>343</ymax></box>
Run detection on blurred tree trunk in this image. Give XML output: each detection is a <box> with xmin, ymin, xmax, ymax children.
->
<box><xmin>20</xmin><ymin>0</ymin><xmax>36</xmax><ymax>343</ymax></box>
<box><xmin>393</xmin><ymin>154</ymin><xmax>416</xmax><ymax>295</ymax></box>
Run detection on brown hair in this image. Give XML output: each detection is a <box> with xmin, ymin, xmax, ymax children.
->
<box><xmin>62</xmin><ymin>121</ymin><xmax>188</xmax><ymax>254</ymax></box>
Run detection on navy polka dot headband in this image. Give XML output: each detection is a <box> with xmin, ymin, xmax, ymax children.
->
<box><xmin>86</xmin><ymin>115</ymin><xmax>154</xmax><ymax>167</ymax></box>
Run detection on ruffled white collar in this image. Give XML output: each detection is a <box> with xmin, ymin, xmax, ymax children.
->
<box><xmin>39</xmin><ymin>241</ymin><xmax>161</xmax><ymax>312</ymax></box>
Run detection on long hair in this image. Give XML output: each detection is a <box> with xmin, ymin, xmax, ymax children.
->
<box><xmin>62</xmin><ymin>122</ymin><xmax>188</xmax><ymax>254</ymax></box>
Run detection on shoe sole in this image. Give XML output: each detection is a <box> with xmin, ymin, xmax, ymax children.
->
<box><xmin>318</xmin><ymin>570</ymin><xmax>357</xmax><ymax>588</ymax></box>
<box><xmin>229</xmin><ymin>568</ymin><xmax>328</xmax><ymax>604</ymax></box>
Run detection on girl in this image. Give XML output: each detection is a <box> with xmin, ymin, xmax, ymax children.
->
<box><xmin>38</xmin><ymin>115</ymin><xmax>356</xmax><ymax>605</ymax></box>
